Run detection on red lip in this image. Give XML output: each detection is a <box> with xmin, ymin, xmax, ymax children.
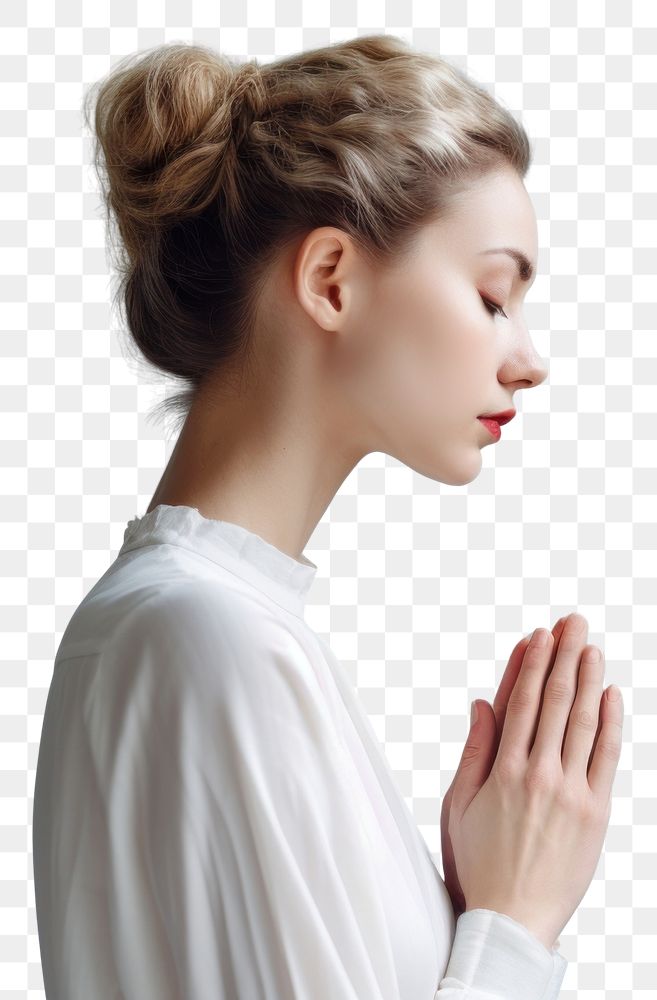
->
<box><xmin>477</xmin><ymin>409</ymin><xmax>516</xmax><ymax>426</ymax></box>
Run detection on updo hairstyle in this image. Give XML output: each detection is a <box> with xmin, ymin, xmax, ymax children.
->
<box><xmin>83</xmin><ymin>35</ymin><xmax>531</xmax><ymax>429</ymax></box>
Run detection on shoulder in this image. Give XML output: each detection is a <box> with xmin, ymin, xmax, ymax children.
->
<box><xmin>89</xmin><ymin>578</ymin><xmax>336</xmax><ymax>794</ymax></box>
<box><xmin>116</xmin><ymin>575</ymin><xmax>292</xmax><ymax>645</ymax></box>
<box><xmin>105</xmin><ymin>577</ymin><xmax>313</xmax><ymax>713</ymax></box>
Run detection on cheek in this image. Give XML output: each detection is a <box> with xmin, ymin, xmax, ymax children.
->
<box><xmin>377</xmin><ymin>292</ymin><xmax>488</xmax><ymax>420</ymax></box>
<box><xmin>342</xmin><ymin>274</ymin><xmax>493</xmax><ymax>448</ymax></box>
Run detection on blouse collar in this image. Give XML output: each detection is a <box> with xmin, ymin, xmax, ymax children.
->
<box><xmin>119</xmin><ymin>504</ymin><xmax>318</xmax><ymax>619</ymax></box>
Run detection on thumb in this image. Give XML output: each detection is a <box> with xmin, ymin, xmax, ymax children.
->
<box><xmin>454</xmin><ymin>699</ymin><xmax>498</xmax><ymax>796</ymax></box>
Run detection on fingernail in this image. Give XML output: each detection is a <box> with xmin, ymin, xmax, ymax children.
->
<box><xmin>608</xmin><ymin>685</ymin><xmax>621</xmax><ymax>702</ymax></box>
<box><xmin>470</xmin><ymin>701</ymin><xmax>479</xmax><ymax>726</ymax></box>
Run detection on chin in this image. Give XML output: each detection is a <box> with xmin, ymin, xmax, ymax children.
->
<box><xmin>440</xmin><ymin>468</ymin><xmax>481</xmax><ymax>487</ymax></box>
<box><xmin>404</xmin><ymin>450</ymin><xmax>483</xmax><ymax>487</ymax></box>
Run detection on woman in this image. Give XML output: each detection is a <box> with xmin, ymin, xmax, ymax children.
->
<box><xmin>32</xmin><ymin>34</ymin><xmax>622</xmax><ymax>999</ymax></box>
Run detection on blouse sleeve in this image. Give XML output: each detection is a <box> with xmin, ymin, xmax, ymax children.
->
<box><xmin>87</xmin><ymin>586</ymin><xmax>406</xmax><ymax>999</ymax></box>
<box><xmin>436</xmin><ymin>909</ymin><xmax>568</xmax><ymax>999</ymax></box>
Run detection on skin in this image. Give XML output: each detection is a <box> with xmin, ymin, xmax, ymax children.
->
<box><xmin>146</xmin><ymin>166</ymin><xmax>548</xmax><ymax>560</ymax></box>
<box><xmin>441</xmin><ymin>611</ymin><xmax>617</xmax><ymax>940</ymax></box>
<box><xmin>441</xmin><ymin>621</ymin><xmax>568</xmax><ymax>921</ymax></box>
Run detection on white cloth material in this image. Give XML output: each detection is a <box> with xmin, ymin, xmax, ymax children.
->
<box><xmin>33</xmin><ymin>503</ymin><xmax>568</xmax><ymax>999</ymax></box>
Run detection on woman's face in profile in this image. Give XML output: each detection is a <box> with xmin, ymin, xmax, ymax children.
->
<box><xmin>342</xmin><ymin>167</ymin><xmax>549</xmax><ymax>486</ymax></box>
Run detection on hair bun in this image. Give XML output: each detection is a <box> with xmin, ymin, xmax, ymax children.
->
<box><xmin>83</xmin><ymin>42</ymin><xmax>243</xmax><ymax>260</ymax></box>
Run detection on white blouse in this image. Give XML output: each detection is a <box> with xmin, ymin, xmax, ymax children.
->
<box><xmin>33</xmin><ymin>503</ymin><xmax>568</xmax><ymax>999</ymax></box>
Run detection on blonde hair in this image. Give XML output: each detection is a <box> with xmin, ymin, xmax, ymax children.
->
<box><xmin>83</xmin><ymin>34</ymin><xmax>531</xmax><ymax>431</ymax></box>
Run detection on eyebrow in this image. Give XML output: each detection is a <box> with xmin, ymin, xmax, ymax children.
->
<box><xmin>478</xmin><ymin>247</ymin><xmax>535</xmax><ymax>283</ymax></box>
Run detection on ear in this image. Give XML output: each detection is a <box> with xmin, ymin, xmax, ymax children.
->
<box><xmin>293</xmin><ymin>227</ymin><xmax>356</xmax><ymax>329</ymax></box>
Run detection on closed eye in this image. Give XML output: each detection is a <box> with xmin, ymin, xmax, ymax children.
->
<box><xmin>481</xmin><ymin>296</ymin><xmax>508</xmax><ymax>320</ymax></box>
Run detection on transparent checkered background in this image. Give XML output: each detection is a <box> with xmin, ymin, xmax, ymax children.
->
<box><xmin>3</xmin><ymin>0</ymin><xmax>656</xmax><ymax>996</ymax></box>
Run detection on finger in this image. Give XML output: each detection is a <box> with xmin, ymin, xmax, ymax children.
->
<box><xmin>560</xmin><ymin>645</ymin><xmax>605</xmax><ymax>777</ymax></box>
<box><xmin>493</xmin><ymin>616</ymin><xmax>568</xmax><ymax>726</ymax></box>
<box><xmin>587</xmin><ymin>690</ymin><xmax>606</xmax><ymax>778</ymax></box>
<box><xmin>529</xmin><ymin>614</ymin><xmax>591</xmax><ymax>763</ymax></box>
<box><xmin>496</xmin><ymin>625</ymin><xmax>556</xmax><ymax>762</ymax></box>
<box><xmin>491</xmin><ymin>636</ymin><xmax>532</xmax><ymax>735</ymax></box>
<box><xmin>492</xmin><ymin>616</ymin><xmax>569</xmax><ymax>751</ymax></box>
<box><xmin>493</xmin><ymin>618</ymin><xmax>563</xmax><ymax>732</ymax></box>
<box><xmin>587</xmin><ymin>684</ymin><xmax>624</xmax><ymax>801</ymax></box>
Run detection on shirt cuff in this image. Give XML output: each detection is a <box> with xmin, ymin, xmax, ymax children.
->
<box><xmin>438</xmin><ymin>908</ymin><xmax>568</xmax><ymax>1000</ymax></box>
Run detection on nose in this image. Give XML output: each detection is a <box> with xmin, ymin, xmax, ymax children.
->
<box><xmin>503</xmin><ymin>328</ymin><xmax>549</xmax><ymax>390</ymax></box>
<box><xmin>523</xmin><ymin>351</ymin><xmax>549</xmax><ymax>389</ymax></box>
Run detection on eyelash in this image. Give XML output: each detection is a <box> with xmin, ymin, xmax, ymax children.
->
<box><xmin>481</xmin><ymin>296</ymin><xmax>508</xmax><ymax>320</ymax></box>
